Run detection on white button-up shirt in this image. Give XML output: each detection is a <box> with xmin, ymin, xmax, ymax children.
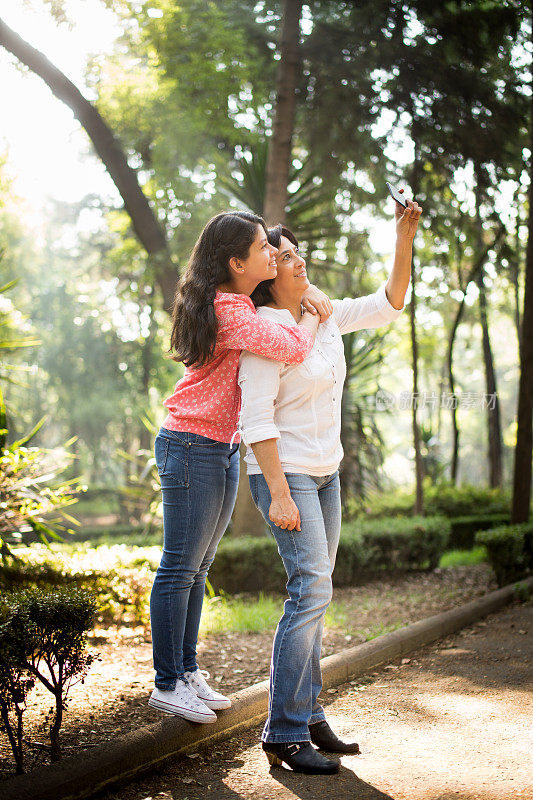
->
<box><xmin>238</xmin><ymin>283</ymin><xmax>404</xmax><ymax>476</ymax></box>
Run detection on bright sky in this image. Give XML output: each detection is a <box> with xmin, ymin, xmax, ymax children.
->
<box><xmin>1</xmin><ymin>0</ymin><xmax>121</xmax><ymax>208</ymax></box>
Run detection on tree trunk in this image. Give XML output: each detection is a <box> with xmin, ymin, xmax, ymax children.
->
<box><xmin>446</xmin><ymin>224</ymin><xmax>506</xmax><ymax>483</ymax></box>
<box><xmin>511</xmin><ymin>40</ymin><xmax>533</xmax><ymax>523</ymax></box>
<box><xmin>230</xmin><ymin>446</ymin><xmax>266</xmax><ymax>537</ymax></box>
<box><xmin>410</xmin><ymin>255</ymin><xmax>424</xmax><ymax>512</ymax></box>
<box><xmin>139</xmin><ymin>284</ymin><xmax>157</xmax><ymax>459</ymax></box>
<box><xmin>447</xmin><ymin>304</ymin><xmax>462</xmax><ymax>484</ymax></box>
<box><xmin>409</xmin><ymin>157</ymin><xmax>424</xmax><ymax>514</ymax></box>
<box><xmin>473</xmin><ymin>178</ymin><xmax>503</xmax><ymax>487</ymax></box>
<box><xmin>50</xmin><ymin>688</ymin><xmax>63</xmax><ymax>762</ymax></box>
<box><xmin>263</xmin><ymin>0</ymin><xmax>303</xmax><ymax>224</ymax></box>
<box><xmin>0</xmin><ymin>18</ymin><xmax>177</xmax><ymax>312</ymax></box>
<box><xmin>512</xmin><ymin>186</ymin><xmax>523</xmax><ymax>353</ymax></box>
<box><xmin>232</xmin><ymin>0</ymin><xmax>304</xmax><ymax>536</ymax></box>
<box><xmin>476</xmin><ymin>264</ymin><xmax>503</xmax><ymax>487</ymax></box>
<box><xmin>0</xmin><ymin>701</ymin><xmax>24</xmax><ymax>773</ymax></box>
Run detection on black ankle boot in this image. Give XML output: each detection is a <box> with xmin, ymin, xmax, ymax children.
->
<box><xmin>309</xmin><ymin>720</ymin><xmax>360</xmax><ymax>754</ymax></box>
<box><xmin>262</xmin><ymin>741</ymin><xmax>340</xmax><ymax>774</ymax></box>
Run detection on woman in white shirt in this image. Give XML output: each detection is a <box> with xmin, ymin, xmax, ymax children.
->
<box><xmin>238</xmin><ymin>196</ymin><xmax>421</xmax><ymax>775</ymax></box>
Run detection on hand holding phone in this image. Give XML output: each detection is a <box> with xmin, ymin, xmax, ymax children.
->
<box><xmin>386</xmin><ymin>181</ymin><xmax>409</xmax><ymax>208</ymax></box>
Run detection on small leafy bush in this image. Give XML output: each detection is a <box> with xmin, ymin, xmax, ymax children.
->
<box><xmin>0</xmin><ymin>603</ymin><xmax>35</xmax><ymax>774</ymax></box>
<box><xmin>0</xmin><ymin>544</ymin><xmax>158</xmax><ymax>626</ymax></box>
<box><xmin>475</xmin><ymin>523</ymin><xmax>533</xmax><ymax>587</ymax></box>
<box><xmin>0</xmin><ymin>586</ymin><xmax>97</xmax><ymax>769</ymax></box>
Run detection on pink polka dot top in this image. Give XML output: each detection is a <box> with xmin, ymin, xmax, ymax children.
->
<box><xmin>162</xmin><ymin>292</ymin><xmax>314</xmax><ymax>444</ymax></box>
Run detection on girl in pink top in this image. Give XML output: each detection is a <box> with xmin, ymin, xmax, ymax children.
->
<box><xmin>149</xmin><ymin>211</ymin><xmax>331</xmax><ymax>723</ymax></box>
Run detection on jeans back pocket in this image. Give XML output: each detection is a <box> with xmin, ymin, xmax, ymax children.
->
<box><xmin>155</xmin><ymin>436</ymin><xmax>189</xmax><ymax>487</ymax></box>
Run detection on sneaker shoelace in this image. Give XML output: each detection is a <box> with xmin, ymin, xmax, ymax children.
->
<box><xmin>192</xmin><ymin>670</ymin><xmax>215</xmax><ymax>693</ymax></box>
<box><xmin>176</xmin><ymin>678</ymin><xmax>208</xmax><ymax>710</ymax></box>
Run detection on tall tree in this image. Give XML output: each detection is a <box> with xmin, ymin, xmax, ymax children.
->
<box><xmin>0</xmin><ymin>16</ymin><xmax>178</xmax><ymax>311</ymax></box>
<box><xmin>511</xmin><ymin>8</ymin><xmax>533</xmax><ymax>523</ymax></box>
<box><xmin>263</xmin><ymin>0</ymin><xmax>303</xmax><ymax>224</ymax></box>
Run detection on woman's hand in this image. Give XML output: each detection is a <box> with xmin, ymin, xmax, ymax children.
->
<box><xmin>301</xmin><ymin>284</ymin><xmax>333</xmax><ymax>322</ymax></box>
<box><xmin>395</xmin><ymin>192</ymin><xmax>422</xmax><ymax>241</ymax></box>
<box><xmin>269</xmin><ymin>493</ymin><xmax>301</xmax><ymax>531</ymax></box>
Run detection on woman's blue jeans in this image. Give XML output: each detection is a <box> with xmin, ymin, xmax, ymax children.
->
<box><xmin>249</xmin><ymin>471</ymin><xmax>341</xmax><ymax>743</ymax></box>
<box><xmin>150</xmin><ymin>428</ymin><xmax>239</xmax><ymax>690</ymax></box>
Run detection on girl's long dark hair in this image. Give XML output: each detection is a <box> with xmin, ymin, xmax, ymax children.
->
<box><xmin>250</xmin><ymin>224</ymin><xmax>299</xmax><ymax>308</ymax></box>
<box><xmin>170</xmin><ymin>211</ymin><xmax>267</xmax><ymax>367</ymax></box>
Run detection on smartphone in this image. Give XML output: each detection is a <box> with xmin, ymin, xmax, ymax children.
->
<box><xmin>386</xmin><ymin>181</ymin><xmax>409</xmax><ymax>208</ymax></box>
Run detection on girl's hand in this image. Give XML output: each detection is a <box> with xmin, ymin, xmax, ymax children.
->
<box><xmin>301</xmin><ymin>284</ymin><xmax>333</xmax><ymax>322</ymax></box>
<box><xmin>269</xmin><ymin>494</ymin><xmax>301</xmax><ymax>531</ymax></box>
<box><xmin>395</xmin><ymin>191</ymin><xmax>422</xmax><ymax>241</ymax></box>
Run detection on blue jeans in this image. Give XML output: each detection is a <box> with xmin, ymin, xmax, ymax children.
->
<box><xmin>150</xmin><ymin>428</ymin><xmax>239</xmax><ymax>690</ymax></box>
<box><xmin>249</xmin><ymin>471</ymin><xmax>341</xmax><ymax>743</ymax></box>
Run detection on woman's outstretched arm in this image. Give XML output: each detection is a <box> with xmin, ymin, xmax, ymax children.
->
<box><xmin>333</xmin><ymin>196</ymin><xmax>422</xmax><ymax>335</ymax></box>
<box><xmin>385</xmin><ymin>196</ymin><xmax>422</xmax><ymax>310</ymax></box>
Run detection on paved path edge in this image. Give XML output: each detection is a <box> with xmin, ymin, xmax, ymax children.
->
<box><xmin>2</xmin><ymin>576</ymin><xmax>531</xmax><ymax>800</ymax></box>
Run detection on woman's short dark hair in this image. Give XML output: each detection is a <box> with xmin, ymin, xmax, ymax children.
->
<box><xmin>169</xmin><ymin>211</ymin><xmax>267</xmax><ymax>367</ymax></box>
<box><xmin>250</xmin><ymin>224</ymin><xmax>299</xmax><ymax>308</ymax></box>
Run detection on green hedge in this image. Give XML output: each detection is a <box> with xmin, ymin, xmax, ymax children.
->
<box><xmin>360</xmin><ymin>483</ymin><xmax>512</xmax><ymax>520</ymax></box>
<box><xmin>208</xmin><ymin>515</ymin><xmax>450</xmax><ymax>594</ymax></box>
<box><xmin>448</xmin><ymin>514</ymin><xmax>510</xmax><ymax>551</ymax></box>
<box><xmin>0</xmin><ymin>556</ymin><xmax>154</xmax><ymax>626</ymax></box>
<box><xmin>475</xmin><ymin>522</ymin><xmax>533</xmax><ymax>587</ymax></box>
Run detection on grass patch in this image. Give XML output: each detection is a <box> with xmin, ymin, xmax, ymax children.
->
<box><xmin>439</xmin><ymin>546</ymin><xmax>487</xmax><ymax>568</ymax></box>
<box><xmin>362</xmin><ymin>620</ymin><xmax>405</xmax><ymax>640</ymax></box>
<box><xmin>199</xmin><ymin>592</ymin><xmax>282</xmax><ymax>635</ymax></box>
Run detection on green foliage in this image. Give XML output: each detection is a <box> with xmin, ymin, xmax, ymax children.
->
<box><xmin>475</xmin><ymin>523</ymin><xmax>533</xmax><ymax>588</ymax></box>
<box><xmin>448</xmin><ymin>514</ymin><xmax>510</xmax><ymax>551</ymax></box>
<box><xmin>0</xmin><ymin>430</ymin><xmax>82</xmax><ymax>560</ymax></box>
<box><xmin>200</xmin><ymin>591</ymin><xmax>282</xmax><ymax>636</ymax></box>
<box><xmin>0</xmin><ymin>586</ymin><xmax>97</xmax><ymax>768</ymax></box>
<box><xmin>0</xmin><ymin>278</ymin><xmax>83</xmax><ymax>560</ymax></box>
<box><xmin>439</xmin><ymin>546</ymin><xmax>488</xmax><ymax>569</ymax></box>
<box><xmin>0</xmin><ymin>544</ymin><xmax>158</xmax><ymax>626</ymax></box>
<box><xmin>358</xmin><ymin>483</ymin><xmax>512</xmax><ymax>521</ymax></box>
<box><xmin>424</xmin><ymin>483</ymin><xmax>512</xmax><ymax>518</ymax></box>
<box><xmin>512</xmin><ymin>581</ymin><xmax>531</xmax><ymax>603</ymax></box>
<box><xmin>208</xmin><ymin>516</ymin><xmax>450</xmax><ymax>594</ymax></box>
<box><xmin>0</xmin><ymin>603</ymin><xmax>35</xmax><ymax>774</ymax></box>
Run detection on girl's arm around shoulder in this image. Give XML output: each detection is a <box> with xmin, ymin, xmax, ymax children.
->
<box><xmin>332</xmin><ymin>283</ymin><xmax>405</xmax><ymax>335</ymax></box>
<box><xmin>215</xmin><ymin>293</ymin><xmax>317</xmax><ymax>363</ymax></box>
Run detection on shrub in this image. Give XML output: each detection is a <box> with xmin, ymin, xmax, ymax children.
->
<box><xmin>475</xmin><ymin>523</ymin><xmax>533</xmax><ymax>587</ymax></box>
<box><xmin>424</xmin><ymin>483</ymin><xmax>511</xmax><ymax>518</ymax></box>
<box><xmin>208</xmin><ymin>516</ymin><xmax>450</xmax><ymax>594</ymax></box>
<box><xmin>0</xmin><ymin>544</ymin><xmax>158</xmax><ymax>626</ymax></box>
<box><xmin>208</xmin><ymin>536</ymin><xmax>287</xmax><ymax>594</ymax></box>
<box><xmin>0</xmin><ymin>603</ymin><xmax>34</xmax><ymax>774</ymax></box>
<box><xmin>340</xmin><ymin>515</ymin><xmax>450</xmax><ymax>578</ymax></box>
<box><xmin>448</xmin><ymin>514</ymin><xmax>511</xmax><ymax>551</ymax></box>
<box><xmin>0</xmin><ymin>587</ymin><xmax>97</xmax><ymax>769</ymax></box>
<box><xmin>357</xmin><ymin>483</ymin><xmax>512</xmax><ymax>520</ymax></box>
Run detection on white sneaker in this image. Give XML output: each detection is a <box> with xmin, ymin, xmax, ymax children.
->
<box><xmin>148</xmin><ymin>679</ymin><xmax>217</xmax><ymax>723</ymax></box>
<box><xmin>184</xmin><ymin>669</ymin><xmax>232</xmax><ymax>710</ymax></box>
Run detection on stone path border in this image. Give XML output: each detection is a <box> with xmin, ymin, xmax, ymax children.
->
<box><xmin>2</xmin><ymin>576</ymin><xmax>531</xmax><ymax>800</ymax></box>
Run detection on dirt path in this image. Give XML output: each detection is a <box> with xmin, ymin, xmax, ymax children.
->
<box><xmin>102</xmin><ymin>598</ymin><xmax>532</xmax><ymax>800</ymax></box>
<box><xmin>0</xmin><ymin>564</ymin><xmax>495</xmax><ymax>782</ymax></box>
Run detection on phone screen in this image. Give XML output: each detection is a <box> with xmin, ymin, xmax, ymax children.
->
<box><xmin>386</xmin><ymin>181</ymin><xmax>408</xmax><ymax>208</ymax></box>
